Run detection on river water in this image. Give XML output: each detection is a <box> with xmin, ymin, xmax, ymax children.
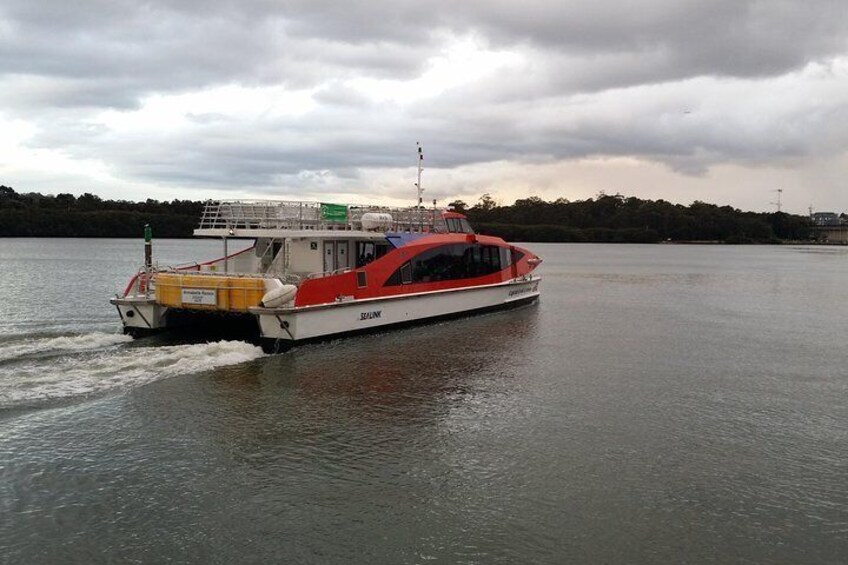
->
<box><xmin>0</xmin><ymin>239</ymin><xmax>846</xmax><ymax>563</ymax></box>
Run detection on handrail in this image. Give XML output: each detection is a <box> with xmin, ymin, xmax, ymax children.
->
<box><xmin>306</xmin><ymin>267</ymin><xmax>353</xmax><ymax>279</ymax></box>
<box><xmin>196</xmin><ymin>199</ymin><xmax>445</xmax><ymax>232</ymax></box>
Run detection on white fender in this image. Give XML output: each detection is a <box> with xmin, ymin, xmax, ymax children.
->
<box><xmin>261</xmin><ymin>279</ymin><xmax>297</xmax><ymax>307</ymax></box>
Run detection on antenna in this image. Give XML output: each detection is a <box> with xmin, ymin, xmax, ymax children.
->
<box><xmin>415</xmin><ymin>142</ymin><xmax>424</xmax><ymax>231</ymax></box>
<box><xmin>415</xmin><ymin>142</ymin><xmax>424</xmax><ymax>204</ymax></box>
<box><xmin>770</xmin><ymin>189</ymin><xmax>783</xmax><ymax>213</ymax></box>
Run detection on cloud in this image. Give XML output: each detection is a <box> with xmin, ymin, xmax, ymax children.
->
<box><xmin>1</xmin><ymin>1</ymin><xmax>848</xmax><ymax>211</ymax></box>
<box><xmin>4</xmin><ymin>0</ymin><xmax>846</xmax><ymax>110</ymax></box>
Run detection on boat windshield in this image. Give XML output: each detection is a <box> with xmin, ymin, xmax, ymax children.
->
<box><xmin>444</xmin><ymin>217</ymin><xmax>474</xmax><ymax>234</ymax></box>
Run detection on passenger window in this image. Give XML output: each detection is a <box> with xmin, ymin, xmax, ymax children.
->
<box><xmin>357</xmin><ymin>271</ymin><xmax>367</xmax><ymax>288</ymax></box>
<box><xmin>500</xmin><ymin>246</ymin><xmax>512</xmax><ymax>267</ymax></box>
<box><xmin>356</xmin><ymin>241</ymin><xmax>376</xmax><ymax>267</ymax></box>
<box><xmin>383</xmin><ymin>244</ymin><xmax>506</xmax><ymax>286</ymax></box>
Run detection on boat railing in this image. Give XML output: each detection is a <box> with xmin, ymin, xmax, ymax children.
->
<box><xmin>197</xmin><ymin>199</ymin><xmax>443</xmax><ymax>232</ymax></box>
<box><xmin>306</xmin><ymin>267</ymin><xmax>354</xmax><ymax>280</ymax></box>
<box><xmin>278</xmin><ymin>273</ymin><xmax>303</xmax><ymax>285</ymax></box>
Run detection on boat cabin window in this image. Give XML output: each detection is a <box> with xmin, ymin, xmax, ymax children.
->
<box><xmin>444</xmin><ymin>217</ymin><xmax>474</xmax><ymax>234</ymax></box>
<box><xmin>384</xmin><ymin>243</ymin><xmax>504</xmax><ymax>286</ymax></box>
<box><xmin>257</xmin><ymin>239</ymin><xmax>284</xmax><ymax>272</ymax></box>
<box><xmin>499</xmin><ymin>246</ymin><xmax>511</xmax><ymax>268</ymax></box>
<box><xmin>400</xmin><ymin>263</ymin><xmax>412</xmax><ymax>285</ymax></box>
<box><xmin>357</xmin><ymin>241</ymin><xmax>375</xmax><ymax>267</ymax></box>
<box><xmin>433</xmin><ymin>215</ymin><xmax>447</xmax><ymax>233</ymax></box>
<box><xmin>356</xmin><ymin>241</ymin><xmax>390</xmax><ymax>267</ymax></box>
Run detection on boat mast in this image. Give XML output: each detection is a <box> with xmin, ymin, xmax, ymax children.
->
<box><xmin>416</xmin><ymin>142</ymin><xmax>424</xmax><ymax>232</ymax></box>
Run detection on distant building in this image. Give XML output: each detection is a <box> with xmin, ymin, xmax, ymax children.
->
<box><xmin>810</xmin><ymin>212</ymin><xmax>841</xmax><ymax>226</ymax></box>
<box><xmin>811</xmin><ymin>212</ymin><xmax>848</xmax><ymax>244</ymax></box>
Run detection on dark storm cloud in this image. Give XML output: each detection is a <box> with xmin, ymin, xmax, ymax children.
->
<box><xmin>0</xmin><ymin>0</ymin><xmax>432</xmax><ymax>111</ymax></box>
<box><xmin>4</xmin><ymin>0</ymin><xmax>846</xmax><ymax>109</ymax></box>
<box><xmin>249</xmin><ymin>0</ymin><xmax>848</xmax><ymax>86</ymax></box>
<box><xmin>466</xmin><ymin>1</ymin><xmax>848</xmax><ymax>75</ymax></box>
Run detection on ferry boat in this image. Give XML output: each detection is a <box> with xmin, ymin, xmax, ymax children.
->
<box><xmin>111</xmin><ymin>182</ymin><xmax>542</xmax><ymax>352</ymax></box>
<box><xmin>111</xmin><ymin>200</ymin><xmax>542</xmax><ymax>351</ymax></box>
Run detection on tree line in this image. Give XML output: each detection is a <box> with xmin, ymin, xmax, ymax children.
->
<box><xmin>0</xmin><ymin>186</ymin><xmax>203</xmax><ymax>237</ymax></box>
<box><xmin>0</xmin><ymin>185</ymin><xmax>812</xmax><ymax>242</ymax></box>
<box><xmin>454</xmin><ymin>194</ymin><xmax>811</xmax><ymax>243</ymax></box>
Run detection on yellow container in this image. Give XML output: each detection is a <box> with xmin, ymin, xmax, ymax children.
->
<box><xmin>154</xmin><ymin>272</ymin><xmax>184</xmax><ymax>308</ymax></box>
<box><xmin>154</xmin><ymin>273</ymin><xmax>264</xmax><ymax>312</ymax></box>
<box><xmin>155</xmin><ymin>273</ymin><xmax>229</xmax><ymax>311</ymax></box>
<box><xmin>227</xmin><ymin>276</ymin><xmax>265</xmax><ymax>312</ymax></box>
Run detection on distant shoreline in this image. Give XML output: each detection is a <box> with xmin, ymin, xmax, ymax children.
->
<box><xmin>1</xmin><ymin>185</ymin><xmax>816</xmax><ymax>243</ymax></box>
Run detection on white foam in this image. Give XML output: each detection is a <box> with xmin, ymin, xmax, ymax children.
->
<box><xmin>0</xmin><ymin>340</ymin><xmax>265</xmax><ymax>407</ymax></box>
<box><xmin>0</xmin><ymin>332</ymin><xmax>133</xmax><ymax>362</ymax></box>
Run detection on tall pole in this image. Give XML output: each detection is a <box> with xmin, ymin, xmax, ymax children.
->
<box><xmin>772</xmin><ymin>189</ymin><xmax>783</xmax><ymax>213</ymax></box>
<box><xmin>223</xmin><ymin>237</ymin><xmax>229</xmax><ymax>273</ymax></box>
<box><xmin>416</xmin><ymin>142</ymin><xmax>424</xmax><ymax>232</ymax></box>
<box><xmin>144</xmin><ymin>224</ymin><xmax>152</xmax><ymax>269</ymax></box>
<box><xmin>143</xmin><ymin>224</ymin><xmax>152</xmax><ymax>298</ymax></box>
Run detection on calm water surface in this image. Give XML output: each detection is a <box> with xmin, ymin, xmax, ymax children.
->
<box><xmin>1</xmin><ymin>239</ymin><xmax>846</xmax><ymax>563</ymax></box>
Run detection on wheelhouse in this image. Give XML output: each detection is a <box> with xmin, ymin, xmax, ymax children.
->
<box><xmin>435</xmin><ymin>211</ymin><xmax>475</xmax><ymax>234</ymax></box>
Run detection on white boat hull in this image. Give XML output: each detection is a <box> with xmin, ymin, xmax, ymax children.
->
<box><xmin>252</xmin><ymin>275</ymin><xmax>541</xmax><ymax>347</ymax></box>
<box><xmin>111</xmin><ymin>276</ymin><xmax>541</xmax><ymax>348</ymax></box>
<box><xmin>111</xmin><ymin>298</ymin><xmax>168</xmax><ymax>335</ymax></box>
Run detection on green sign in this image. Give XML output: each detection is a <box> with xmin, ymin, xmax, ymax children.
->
<box><xmin>320</xmin><ymin>203</ymin><xmax>348</xmax><ymax>222</ymax></box>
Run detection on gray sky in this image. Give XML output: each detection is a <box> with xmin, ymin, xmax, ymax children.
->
<box><xmin>1</xmin><ymin>0</ymin><xmax>847</xmax><ymax>212</ymax></box>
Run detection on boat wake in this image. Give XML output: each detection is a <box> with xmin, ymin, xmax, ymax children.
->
<box><xmin>0</xmin><ymin>332</ymin><xmax>133</xmax><ymax>363</ymax></box>
<box><xmin>0</xmin><ymin>334</ymin><xmax>265</xmax><ymax>409</ymax></box>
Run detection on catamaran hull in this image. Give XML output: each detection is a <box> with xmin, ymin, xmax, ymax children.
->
<box><xmin>112</xmin><ymin>299</ymin><xmax>168</xmax><ymax>336</ymax></box>
<box><xmin>252</xmin><ymin>276</ymin><xmax>541</xmax><ymax>350</ymax></box>
<box><xmin>112</xmin><ymin>277</ymin><xmax>541</xmax><ymax>349</ymax></box>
